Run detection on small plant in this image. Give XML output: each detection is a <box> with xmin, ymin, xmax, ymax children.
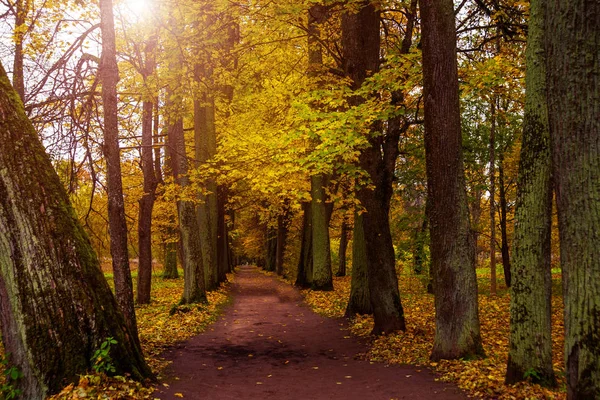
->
<box><xmin>92</xmin><ymin>337</ymin><xmax>118</xmax><ymax>374</ymax></box>
<box><xmin>523</xmin><ymin>368</ymin><xmax>541</xmax><ymax>381</ymax></box>
<box><xmin>1</xmin><ymin>355</ymin><xmax>23</xmax><ymax>400</ymax></box>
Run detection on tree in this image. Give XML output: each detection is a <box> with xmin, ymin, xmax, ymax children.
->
<box><xmin>99</xmin><ymin>0</ymin><xmax>139</xmax><ymax>340</ymax></box>
<box><xmin>545</xmin><ymin>1</ymin><xmax>600</xmax><ymax>397</ymax></box>
<box><xmin>419</xmin><ymin>0</ymin><xmax>484</xmax><ymax>360</ymax></box>
<box><xmin>345</xmin><ymin>212</ymin><xmax>372</xmax><ymax>317</ymax></box>
<box><xmin>342</xmin><ymin>0</ymin><xmax>406</xmax><ymax>334</ymax></box>
<box><xmin>308</xmin><ymin>3</ymin><xmax>333</xmax><ymax>291</ymax></box>
<box><xmin>336</xmin><ymin>217</ymin><xmax>350</xmax><ymax>277</ymax></box>
<box><xmin>137</xmin><ymin>33</ymin><xmax>159</xmax><ymax>304</ymax></box>
<box><xmin>505</xmin><ymin>0</ymin><xmax>554</xmax><ymax>384</ymax></box>
<box><xmin>0</xmin><ymin>61</ymin><xmax>152</xmax><ymax>399</ymax></box>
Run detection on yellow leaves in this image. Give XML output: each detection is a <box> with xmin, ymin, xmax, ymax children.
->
<box><xmin>304</xmin><ymin>270</ymin><xmax>566</xmax><ymax>400</ymax></box>
<box><xmin>174</xmin><ymin>393</ymin><xmax>184</xmax><ymax>398</ymax></box>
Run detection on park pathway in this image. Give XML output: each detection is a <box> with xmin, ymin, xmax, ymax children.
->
<box><xmin>155</xmin><ymin>265</ymin><xmax>467</xmax><ymax>400</ymax></box>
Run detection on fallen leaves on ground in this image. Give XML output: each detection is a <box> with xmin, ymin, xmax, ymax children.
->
<box><xmin>46</xmin><ymin>271</ymin><xmax>233</xmax><ymax>399</ymax></box>
<box><xmin>304</xmin><ymin>267</ymin><xmax>566</xmax><ymax>400</ymax></box>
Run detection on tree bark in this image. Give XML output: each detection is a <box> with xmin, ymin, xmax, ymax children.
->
<box><xmin>413</xmin><ymin>216</ymin><xmax>428</xmax><ymax>275</ymax></box>
<box><xmin>336</xmin><ymin>218</ymin><xmax>350</xmax><ymax>277</ymax></box>
<box><xmin>342</xmin><ymin>1</ymin><xmax>406</xmax><ymax>335</ymax></box>
<box><xmin>265</xmin><ymin>224</ymin><xmax>277</xmax><ymax>272</ymax></box>
<box><xmin>0</xmin><ymin>62</ymin><xmax>152</xmax><ymax>399</ymax></box>
<box><xmin>166</xmin><ymin>112</ymin><xmax>206</xmax><ymax>304</ymax></box>
<box><xmin>506</xmin><ymin>0</ymin><xmax>554</xmax><ymax>385</ymax></box>
<box><xmin>545</xmin><ymin>1</ymin><xmax>600</xmax><ymax>397</ymax></box>
<box><xmin>295</xmin><ymin>202</ymin><xmax>313</xmax><ymax>288</ymax></box>
<box><xmin>194</xmin><ymin>92</ymin><xmax>219</xmax><ymax>291</ymax></box>
<box><xmin>276</xmin><ymin>205</ymin><xmax>291</xmax><ymax>276</ymax></box>
<box><xmin>419</xmin><ymin>0</ymin><xmax>484</xmax><ymax>360</ymax></box>
<box><xmin>163</xmin><ymin>240</ymin><xmax>179</xmax><ymax>279</ymax></box>
<box><xmin>311</xmin><ymin>173</ymin><xmax>333</xmax><ymax>290</ymax></box>
<box><xmin>137</xmin><ymin>36</ymin><xmax>158</xmax><ymax>304</ymax></box>
<box><xmin>345</xmin><ymin>213</ymin><xmax>372</xmax><ymax>317</ymax></box>
<box><xmin>489</xmin><ymin>100</ymin><xmax>497</xmax><ymax>296</ymax></box>
<box><xmin>12</xmin><ymin>0</ymin><xmax>25</xmax><ymax>102</ymax></box>
<box><xmin>99</xmin><ymin>0</ymin><xmax>139</xmax><ymax>340</ymax></box>
<box><xmin>498</xmin><ymin>159</ymin><xmax>511</xmax><ymax>287</ymax></box>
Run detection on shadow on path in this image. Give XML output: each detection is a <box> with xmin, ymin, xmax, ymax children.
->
<box><xmin>155</xmin><ymin>265</ymin><xmax>467</xmax><ymax>399</ymax></box>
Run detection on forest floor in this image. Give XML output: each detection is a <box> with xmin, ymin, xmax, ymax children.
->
<box><xmin>154</xmin><ymin>264</ymin><xmax>467</xmax><ymax>399</ymax></box>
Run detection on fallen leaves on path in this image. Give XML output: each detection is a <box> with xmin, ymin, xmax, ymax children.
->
<box><xmin>304</xmin><ymin>268</ymin><xmax>566</xmax><ymax>400</ymax></box>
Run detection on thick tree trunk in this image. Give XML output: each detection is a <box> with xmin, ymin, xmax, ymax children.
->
<box><xmin>295</xmin><ymin>202</ymin><xmax>313</xmax><ymax>288</ymax></box>
<box><xmin>0</xmin><ymin>62</ymin><xmax>152</xmax><ymax>399</ymax></box>
<box><xmin>545</xmin><ymin>2</ymin><xmax>600</xmax><ymax>397</ymax></box>
<box><xmin>311</xmin><ymin>173</ymin><xmax>333</xmax><ymax>290</ymax></box>
<box><xmin>489</xmin><ymin>101</ymin><xmax>497</xmax><ymax>295</ymax></box>
<box><xmin>336</xmin><ymin>218</ymin><xmax>350</xmax><ymax>277</ymax></box>
<box><xmin>498</xmin><ymin>160</ymin><xmax>511</xmax><ymax>287</ymax></box>
<box><xmin>506</xmin><ymin>0</ymin><xmax>555</xmax><ymax>386</ymax></box>
<box><xmin>195</xmin><ymin>94</ymin><xmax>219</xmax><ymax>291</ymax></box>
<box><xmin>166</xmin><ymin>113</ymin><xmax>206</xmax><ymax>304</ymax></box>
<box><xmin>99</xmin><ymin>0</ymin><xmax>139</xmax><ymax>340</ymax></box>
<box><xmin>342</xmin><ymin>1</ymin><xmax>406</xmax><ymax>335</ymax></box>
<box><xmin>345</xmin><ymin>213</ymin><xmax>372</xmax><ymax>317</ymax></box>
<box><xmin>419</xmin><ymin>0</ymin><xmax>484</xmax><ymax>360</ymax></box>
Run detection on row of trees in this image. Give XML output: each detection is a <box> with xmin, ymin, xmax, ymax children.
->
<box><xmin>0</xmin><ymin>0</ymin><xmax>598</xmax><ymax>398</ymax></box>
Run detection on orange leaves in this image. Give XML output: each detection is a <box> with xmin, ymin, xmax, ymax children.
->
<box><xmin>304</xmin><ymin>268</ymin><xmax>567</xmax><ymax>399</ymax></box>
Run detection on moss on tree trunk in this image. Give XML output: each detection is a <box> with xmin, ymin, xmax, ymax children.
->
<box><xmin>0</xmin><ymin>62</ymin><xmax>152</xmax><ymax>399</ymax></box>
<box><xmin>506</xmin><ymin>0</ymin><xmax>555</xmax><ymax>383</ymax></box>
<box><xmin>345</xmin><ymin>213</ymin><xmax>372</xmax><ymax>317</ymax></box>
<box><xmin>545</xmin><ymin>1</ymin><xmax>600</xmax><ymax>397</ymax></box>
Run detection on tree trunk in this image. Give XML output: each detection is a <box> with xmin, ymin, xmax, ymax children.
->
<box><xmin>194</xmin><ymin>93</ymin><xmax>219</xmax><ymax>291</ymax></box>
<box><xmin>419</xmin><ymin>0</ymin><xmax>484</xmax><ymax>360</ymax></box>
<box><xmin>163</xmin><ymin>240</ymin><xmax>179</xmax><ymax>279</ymax></box>
<box><xmin>166</xmin><ymin>111</ymin><xmax>206</xmax><ymax>304</ymax></box>
<box><xmin>336</xmin><ymin>218</ymin><xmax>350</xmax><ymax>277</ymax></box>
<box><xmin>470</xmin><ymin>187</ymin><xmax>483</xmax><ymax>267</ymax></box>
<box><xmin>545</xmin><ymin>1</ymin><xmax>600</xmax><ymax>397</ymax></box>
<box><xmin>345</xmin><ymin>213</ymin><xmax>372</xmax><ymax>317</ymax></box>
<box><xmin>505</xmin><ymin>0</ymin><xmax>555</xmax><ymax>386</ymax></box>
<box><xmin>276</xmin><ymin>206</ymin><xmax>291</xmax><ymax>276</ymax></box>
<box><xmin>265</xmin><ymin>225</ymin><xmax>277</xmax><ymax>272</ymax></box>
<box><xmin>342</xmin><ymin>1</ymin><xmax>406</xmax><ymax>335</ymax></box>
<box><xmin>0</xmin><ymin>62</ymin><xmax>152</xmax><ymax>399</ymax></box>
<box><xmin>217</xmin><ymin>187</ymin><xmax>230</xmax><ymax>282</ymax></box>
<box><xmin>99</xmin><ymin>0</ymin><xmax>139</xmax><ymax>340</ymax></box>
<box><xmin>295</xmin><ymin>202</ymin><xmax>313</xmax><ymax>288</ymax></box>
<box><xmin>12</xmin><ymin>0</ymin><xmax>25</xmax><ymax>102</ymax></box>
<box><xmin>413</xmin><ymin>216</ymin><xmax>428</xmax><ymax>275</ymax></box>
<box><xmin>311</xmin><ymin>173</ymin><xmax>333</xmax><ymax>290</ymax></box>
<box><xmin>489</xmin><ymin>100</ymin><xmax>497</xmax><ymax>296</ymax></box>
<box><xmin>498</xmin><ymin>159</ymin><xmax>511</xmax><ymax>287</ymax></box>
<box><xmin>136</xmin><ymin>36</ymin><xmax>158</xmax><ymax>304</ymax></box>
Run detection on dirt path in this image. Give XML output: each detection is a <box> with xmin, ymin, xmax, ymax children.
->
<box><xmin>155</xmin><ymin>265</ymin><xmax>467</xmax><ymax>399</ymax></box>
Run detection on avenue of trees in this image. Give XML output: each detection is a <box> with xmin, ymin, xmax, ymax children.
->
<box><xmin>0</xmin><ymin>0</ymin><xmax>598</xmax><ymax>398</ymax></box>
